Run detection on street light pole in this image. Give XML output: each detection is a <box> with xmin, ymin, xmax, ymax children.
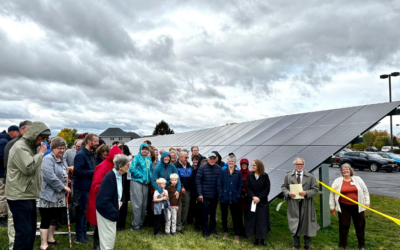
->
<box><xmin>381</xmin><ymin>72</ymin><xmax>399</xmax><ymax>152</ymax></box>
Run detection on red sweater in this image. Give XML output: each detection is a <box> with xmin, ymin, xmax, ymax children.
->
<box><xmin>339</xmin><ymin>179</ymin><xmax>358</xmax><ymax>205</ymax></box>
<box><xmin>238</xmin><ymin>168</ymin><xmax>250</xmax><ymax>210</ymax></box>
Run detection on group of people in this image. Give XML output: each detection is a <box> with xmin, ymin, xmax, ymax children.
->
<box><xmin>0</xmin><ymin>121</ymin><xmax>371</xmax><ymax>250</ymax></box>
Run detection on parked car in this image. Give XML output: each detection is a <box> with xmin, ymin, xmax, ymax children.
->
<box><xmin>340</xmin><ymin>151</ymin><xmax>398</xmax><ymax>172</ymax></box>
<box><xmin>377</xmin><ymin>152</ymin><xmax>400</xmax><ymax>172</ymax></box>
<box><xmin>334</xmin><ymin>152</ymin><xmax>344</xmax><ymax>165</ymax></box>
<box><xmin>365</xmin><ymin>146</ymin><xmax>378</xmax><ymax>152</ymax></box>
<box><xmin>381</xmin><ymin>146</ymin><xmax>400</xmax><ymax>152</ymax></box>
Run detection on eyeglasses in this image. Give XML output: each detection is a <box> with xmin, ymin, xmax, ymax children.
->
<box><xmin>56</xmin><ymin>148</ymin><xmax>66</xmax><ymax>151</ymax></box>
<box><xmin>295</xmin><ymin>164</ymin><xmax>304</xmax><ymax>166</ymax></box>
<box><xmin>184</xmin><ymin>157</ymin><xmax>189</xmax><ymax>159</ymax></box>
<box><xmin>40</xmin><ymin>136</ymin><xmax>49</xmax><ymax>140</ymax></box>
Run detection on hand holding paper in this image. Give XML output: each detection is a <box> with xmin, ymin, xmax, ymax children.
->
<box><xmin>251</xmin><ymin>201</ymin><xmax>257</xmax><ymax>212</ymax></box>
<box><xmin>290</xmin><ymin>184</ymin><xmax>304</xmax><ymax>199</ymax></box>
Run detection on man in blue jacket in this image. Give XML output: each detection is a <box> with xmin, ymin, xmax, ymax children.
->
<box><xmin>196</xmin><ymin>152</ymin><xmax>222</xmax><ymax>238</ymax></box>
<box><xmin>73</xmin><ymin>133</ymin><xmax>99</xmax><ymax>244</ymax></box>
<box><xmin>175</xmin><ymin>151</ymin><xmax>192</xmax><ymax>234</ymax></box>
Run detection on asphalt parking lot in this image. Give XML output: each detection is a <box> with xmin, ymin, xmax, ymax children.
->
<box><xmin>314</xmin><ymin>166</ymin><xmax>400</xmax><ymax>199</ymax></box>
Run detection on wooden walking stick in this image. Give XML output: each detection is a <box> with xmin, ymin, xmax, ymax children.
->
<box><xmin>66</xmin><ymin>195</ymin><xmax>72</xmax><ymax>248</ymax></box>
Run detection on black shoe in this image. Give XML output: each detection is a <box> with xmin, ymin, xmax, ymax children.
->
<box><xmin>211</xmin><ymin>231</ymin><xmax>218</xmax><ymax>236</ymax></box>
<box><xmin>177</xmin><ymin>230</ymin><xmax>185</xmax><ymax>234</ymax></box>
<box><xmin>0</xmin><ymin>217</ymin><xmax>7</xmax><ymax>227</ymax></box>
<box><xmin>171</xmin><ymin>232</ymin><xmax>176</xmax><ymax>236</ymax></box>
<box><xmin>254</xmin><ymin>239</ymin><xmax>259</xmax><ymax>246</ymax></box>
<box><xmin>154</xmin><ymin>233</ymin><xmax>164</xmax><ymax>238</ymax></box>
<box><xmin>117</xmin><ymin>227</ymin><xmax>125</xmax><ymax>231</ymax></box>
<box><xmin>74</xmin><ymin>238</ymin><xmax>89</xmax><ymax>244</ymax></box>
<box><xmin>85</xmin><ymin>236</ymin><xmax>93</xmax><ymax>242</ymax></box>
<box><xmin>203</xmin><ymin>234</ymin><xmax>210</xmax><ymax>239</ymax></box>
<box><xmin>92</xmin><ymin>245</ymin><xmax>100</xmax><ymax>250</ymax></box>
<box><xmin>260</xmin><ymin>239</ymin><xmax>265</xmax><ymax>246</ymax></box>
<box><xmin>131</xmin><ymin>227</ymin><xmax>140</xmax><ymax>231</ymax></box>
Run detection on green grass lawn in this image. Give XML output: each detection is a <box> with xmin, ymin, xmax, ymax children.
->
<box><xmin>1</xmin><ymin>194</ymin><xmax>400</xmax><ymax>249</ymax></box>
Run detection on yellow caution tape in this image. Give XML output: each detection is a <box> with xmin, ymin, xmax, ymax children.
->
<box><xmin>316</xmin><ymin>179</ymin><xmax>400</xmax><ymax>226</ymax></box>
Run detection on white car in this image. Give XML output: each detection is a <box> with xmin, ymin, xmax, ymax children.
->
<box><xmin>381</xmin><ymin>146</ymin><xmax>400</xmax><ymax>152</ymax></box>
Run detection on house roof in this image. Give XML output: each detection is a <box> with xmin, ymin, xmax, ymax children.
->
<box><xmin>99</xmin><ymin>128</ymin><xmax>141</xmax><ymax>139</ymax></box>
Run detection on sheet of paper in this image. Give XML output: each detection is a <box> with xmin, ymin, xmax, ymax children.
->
<box><xmin>251</xmin><ymin>201</ymin><xmax>257</xmax><ymax>212</ymax></box>
<box><xmin>290</xmin><ymin>184</ymin><xmax>304</xmax><ymax>199</ymax></box>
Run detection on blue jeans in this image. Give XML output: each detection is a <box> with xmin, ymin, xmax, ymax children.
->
<box><xmin>202</xmin><ymin>197</ymin><xmax>218</xmax><ymax>236</ymax></box>
<box><xmin>75</xmin><ymin>190</ymin><xmax>89</xmax><ymax>240</ymax></box>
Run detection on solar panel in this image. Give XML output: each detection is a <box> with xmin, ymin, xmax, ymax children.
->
<box><xmin>179</xmin><ymin>128</ymin><xmax>215</xmax><ymax>146</ymax></box>
<box><xmin>203</xmin><ymin>145</ymin><xmax>227</xmax><ymax>156</ymax></box>
<box><xmin>239</xmin><ymin>146</ymin><xmax>278</xmax><ymax>163</ymax></box>
<box><xmin>218</xmin><ymin>145</ymin><xmax>241</xmax><ymax>160</ymax></box>
<box><xmin>226</xmin><ymin>145</ymin><xmax>258</xmax><ymax>162</ymax></box>
<box><xmin>210</xmin><ymin>121</ymin><xmax>254</xmax><ymax>146</ymax></box>
<box><xmin>125</xmin><ymin>101</ymin><xmax>400</xmax><ymax>203</ymax></box>
<box><xmin>312</xmin><ymin>123</ymin><xmax>372</xmax><ymax>146</ymax></box>
<box><xmin>195</xmin><ymin>126</ymin><xmax>229</xmax><ymax>145</ymax></box>
<box><xmin>261</xmin><ymin>146</ymin><xmax>307</xmax><ymax>172</ymax></box>
<box><xmin>200</xmin><ymin>123</ymin><xmax>242</xmax><ymax>146</ymax></box>
<box><xmin>171</xmin><ymin>130</ymin><xmax>200</xmax><ymax>146</ymax></box>
<box><xmin>245</xmin><ymin>113</ymin><xmax>306</xmax><ymax>145</ymax></box>
<box><xmin>219</xmin><ymin>119</ymin><xmax>266</xmax><ymax>146</ymax></box>
<box><xmin>230</xmin><ymin>116</ymin><xmax>284</xmax><ymax>145</ymax></box>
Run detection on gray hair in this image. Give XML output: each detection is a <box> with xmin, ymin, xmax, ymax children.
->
<box><xmin>182</xmin><ymin>148</ymin><xmax>190</xmax><ymax>154</ymax></box>
<box><xmin>19</xmin><ymin>120</ymin><xmax>32</xmax><ymax>130</ymax></box>
<box><xmin>227</xmin><ymin>155</ymin><xmax>237</xmax><ymax>162</ymax></box>
<box><xmin>73</xmin><ymin>139</ymin><xmax>83</xmax><ymax>148</ymax></box>
<box><xmin>50</xmin><ymin>136</ymin><xmax>67</xmax><ymax>151</ymax></box>
<box><xmin>178</xmin><ymin>151</ymin><xmax>188</xmax><ymax>158</ymax></box>
<box><xmin>160</xmin><ymin>148</ymin><xmax>165</xmax><ymax>153</ymax></box>
<box><xmin>340</xmin><ymin>163</ymin><xmax>354</xmax><ymax>177</ymax></box>
<box><xmin>293</xmin><ymin>157</ymin><xmax>305</xmax><ymax>165</ymax></box>
<box><xmin>113</xmin><ymin>154</ymin><xmax>129</xmax><ymax>171</ymax></box>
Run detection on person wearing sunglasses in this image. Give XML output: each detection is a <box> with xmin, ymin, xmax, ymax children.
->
<box><xmin>175</xmin><ymin>151</ymin><xmax>192</xmax><ymax>234</ymax></box>
<box><xmin>5</xmin><ymin>121</ymin><xmax>51</xmax><ymax>250</ymax></box>
<box><xmin>281</xmin><ymin>157</ymin><xmax>320</xmax><ymax>250</ymax></box>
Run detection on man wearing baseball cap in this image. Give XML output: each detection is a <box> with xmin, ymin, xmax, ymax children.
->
<box><xmin>0</xmin><ymin>125</ymin><xmax>19</xmax><ymax>228</ymax></box>
<box><xmin>195</xmin><ymin>152</ymin><xmax>222</xmax><ymax>238</ymax></box>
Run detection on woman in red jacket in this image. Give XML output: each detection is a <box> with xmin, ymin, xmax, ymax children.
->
<box><xmin>238</xmin><ymin>158</ymin><xmax>250</xmax><ymax>237</ymax></box>
<box><xmin>86</xmin><ymin>146</ymin><xmax>122</xmax><ymax>249</ymax></box>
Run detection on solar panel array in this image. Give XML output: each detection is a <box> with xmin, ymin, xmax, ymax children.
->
<box><xmin>127</xmin><ymin>101</ymin><xmax>400</xmax><ymax>201</ymax></box>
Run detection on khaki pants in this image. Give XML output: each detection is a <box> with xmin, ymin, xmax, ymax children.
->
<box><xmin>96</xmin><ymin>210</ymin><xmax>116</xmax><ymax>250</ymax></box>
<box><xmin>165</xmin><ymin>208</ymin><xmax>177</xmax><ymax>233</ymax></box>
<box><xmin>8</xmin><ymin>206</ymin><xmax>14</xmax><ymax>250</ymax></box>
<box><xmin>0</xmin><ymin>178</ymin><xmax>7</xmax><ymax>217</ymax></box>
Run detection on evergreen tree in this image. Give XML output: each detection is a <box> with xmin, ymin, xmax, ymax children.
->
<box><xmin>153</xmin><ymin>120</ymin><xmax>174</xmax><ymax>135</ymax></box>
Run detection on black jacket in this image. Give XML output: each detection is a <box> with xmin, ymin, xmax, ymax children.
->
<box><xmin>196</xmin><ymin>162</ymin><xmax>222</xmax><ymax>199</ymax></box>
<box><xmin>3</xmin><ymin>134</ymin><xmax>22</xmax><ymax>178</ymax></box>
<box><xmin>74</xmin><ymin>147</ymin><xmax>96</xmax><ymax>191</ymax></box>
<box><xmin>96</xmin><ymin>170</ymin><xmax>125</xmax><ymax>222</ymax></box>
<box><xmin>245</xmin><ymin>172</ymin><xmax>271</xmax><ymax>239</ymax></box>
<box><xmin>0</xmin><ymin>131</ymin><xmax>13</xmax><ymax>177</ymax></box>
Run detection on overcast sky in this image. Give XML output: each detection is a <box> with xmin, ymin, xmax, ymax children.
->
<box><xmin>1</xmin><ymin>0</ymin><xmax>400</xmax><ymax>137</ymax></box>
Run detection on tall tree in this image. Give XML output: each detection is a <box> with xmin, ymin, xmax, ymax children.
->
<box><xmin>153</xmin><ymin>120</ymin><xmax>174</xmax><ymax>135</ymax></box>
<box><xmin>57</xmin><ymin>128</ymin><xmax>78</xmax><ymax>148</ymax></box>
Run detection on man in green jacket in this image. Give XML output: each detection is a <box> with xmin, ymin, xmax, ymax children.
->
<box><xmin>5</xmin><ymin>121</ymin><xmax>50</xmax><ymax>250</ymax></box>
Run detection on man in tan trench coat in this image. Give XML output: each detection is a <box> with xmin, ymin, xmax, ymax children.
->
<box><xmin>281</xmin><ymin>157</ymin><xmax>320</xmax><ymax>249</ymax></box>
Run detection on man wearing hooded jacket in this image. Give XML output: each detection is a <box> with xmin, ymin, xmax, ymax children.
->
<box><xmin>5</xmin><ymin>121</ymin><xmax>50</xmax><ymax>250</ymax></box>
<box><xmin>3</xmin><ymin>120</ymin><xmax>32</xmax><ymax>250</ymax></box>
